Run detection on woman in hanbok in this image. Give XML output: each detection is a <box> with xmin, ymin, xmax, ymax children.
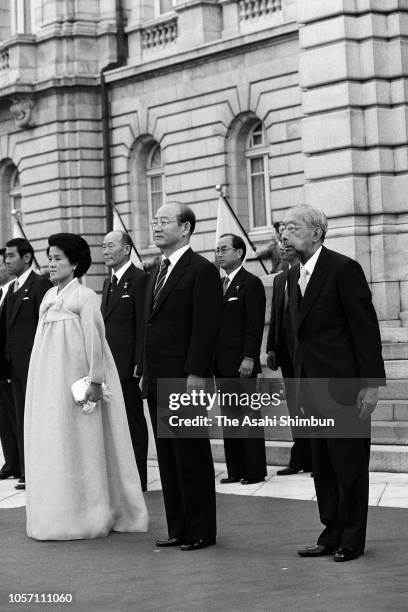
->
<box><xmin>25</xmin><ymin>233</ymin><xmax>148</xmax><ymax>540</ymax></box>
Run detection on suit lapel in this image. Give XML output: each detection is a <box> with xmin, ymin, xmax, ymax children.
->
<box><xmin>297</xmin><ymin>247</ymin><xmax>329</xmax><ymax>329</ymax></box>
<box><xmin>101</xmin><ymin>277</ymin><xmax>110</xmax><ymax>317</ymax></box>
<box><xmin>103</xmin><ymin>266</ymin><xmax>134</xmax><ymax>320</ymax></box>
<box><xmin>223</xmin><ymin>267</ymin><xmax>246</xmax><ymax>303</ymax></box>
<box><xmin>148</xmin><ymin>249</ymin><xmax>192</xmax><ymax>319</ymax></box>
<box><xmin>8</xmin><ymin>271</ymin><xmax>35</xmax><ymax>327</ymax></box>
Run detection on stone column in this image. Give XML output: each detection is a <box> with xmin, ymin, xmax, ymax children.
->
<box><xmin>297</xmin><ymin>0</ymin><xmax>408</xmax><ymax>327</ymax></box>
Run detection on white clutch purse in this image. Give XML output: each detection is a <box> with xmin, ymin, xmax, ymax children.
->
<box><xmin>71</xmin><ymin>376</ymin><xmax>109</xmax><ymax>414</ymax></box>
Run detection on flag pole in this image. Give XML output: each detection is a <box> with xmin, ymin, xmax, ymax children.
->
<box><xmin>215</xmin><ymin>186</ymin><xmax>268</xmax><ymax>274</ymax></box>
<box><xmin>10</xmin><ymin>210</ymin><xmax>41</xmax><ymax>273</ymax></box>
<box><xmin>112</xmin><ymin>204</ymin><xmax>146</xmax><ymax>271</ymax></box>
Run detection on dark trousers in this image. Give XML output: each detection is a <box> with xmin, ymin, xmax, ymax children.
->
<box><xmin>0</xmin><ymin>381</ymin><xmax>20</xmax><ymax>476</ymax></box>
<box><xmin>147</xmin><ymin>383</ymin><xmax>216</xmax><ymax>543</ymax></box>
<box><xmin>120</xmin><ymin>378</ymin><xmax>148</xmax><ymax>490</ymax></box>
<box><xmin>313</xmin><ymin>437</ymin><xmax>370</xmax><ymax>552</ymax></box>
<box><xmin>283</xmin><ymin>374</ymin><xmax>312</xmax><ymax>471</ymax></box>
<box><xmin>10</xmin><ymin>376</ymin><xmax>27</xmax><ymax>478</ymax></box>
<box><xmin>217</xmin><ymin>378</ymin><xmax>266</xmax><ymax>480</ymax></box>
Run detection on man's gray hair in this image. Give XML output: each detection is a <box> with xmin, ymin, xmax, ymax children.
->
<box><xmin>290</xmin><ymin>205</ymin><xmax>328</xmax><ymax>242</ymax></box>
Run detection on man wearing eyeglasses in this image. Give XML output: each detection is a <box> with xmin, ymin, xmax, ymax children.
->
<box><xmin>282</xmin><ymin>205</ymin><xmax>385</xmax><ymax>562</ymax></box>
<box><xmin>214</xmin><ymin>233</ymin><xmax>267</xmax><ymax>485</ymax></box>
<box><xmin>142</xmin><ymin>202</ymin><xmax>223</xmax><ymax>551</ymax></box>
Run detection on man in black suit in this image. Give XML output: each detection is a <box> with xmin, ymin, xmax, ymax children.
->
<box><xmin>101</xmin><ymin>230</ymin><xmax>148</xmax><ymax>491</ymax></box>
<box><xmin>266</xmin><ymin>242</ymin><xmax>312</xmax><ymax>475</ymax></box>
<box><xmin>4</xmin><ymin>238</ymin><xmax>52</xmax><ymax>489</ymax></box>
<box><xmin>214</xmin><ymin>233</ymin><xmax>266</xmax><ymax>485</ymax></box>
<box><xmin>0</xmin><ymin>248</ymin><xmax>20</xmax><ymax>480</ymax></box>
<box><xmin>281</xmin><ymin>205</ymin><xmax>385</xmax><ymax>562</ymax></box>
<box><xmin>143</xmin><ymin>202</ymin><xmax>222</xmax><ymax>551</ymax></box>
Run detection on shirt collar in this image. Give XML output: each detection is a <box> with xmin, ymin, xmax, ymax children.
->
<box><xmin>165</xmin><ymin>244</ymin><xmax>190</xmax><ymax>269</ymax></box>
<box><xmin>301</xmin><ymin>246</ymin><xmax>322</xmax><ymax>278</ymax></box>
<box><xmin>15</xmin><ymin>267</ymin><xmax>32</xmax><ymax>289</ymax></box>
<box><xmin>225</xmin><ymin>264</ymin><xmax>243</xmax><ymax>284</ymax></box>
<box><xmin>112</xmin><ymin>260</ymin><xmax>132</xmax><ymax>283</ymax></box>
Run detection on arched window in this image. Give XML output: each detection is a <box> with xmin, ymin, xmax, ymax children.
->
<box><xmin>0</xmin><ymin>161</ymin><xmax>21</xmax><ymax>245</ymax></box>
<box><xmin>146</xmin><ymin>144</ymin><xmax>165</xmax><ymax>243</ymax></box>
<box><xmin>246</xmin><ymin>121</ymin><xmax>270</xmax><ymax>230</ymax></box>
<box><xmin>128</xmin><ymin>136</ymin><xmax>165</xmax><ymax>251</ymax></box>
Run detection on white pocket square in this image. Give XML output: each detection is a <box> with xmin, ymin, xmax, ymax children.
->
<box><xmin>228</xmin><ymin>297</ymin><xmax>238</xmax><ymax>302</ymax></box>
<box><xmin>23</xmin><ymin>297</ymin><xmax>30</xmax><ymax>301</ymax></box>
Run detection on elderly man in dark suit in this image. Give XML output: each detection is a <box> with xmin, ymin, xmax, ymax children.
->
<box><xmin>101</xmin><ymin>230</ymin><xmax>148</xmax><ymax>491</ymax></box>
<box><xmin>143</xmin><ymin>202</ymin><xmax>222</xmax><ymax>551</ymax></box>
<box><xmin>215</xmin><ymin>233</ymin><xmax>266</xmax><ymax>485</ymax></box>
<box><xmin>0</xmin><ymin>248</ymin><xmax>20</xmax><ymax>480</ymax></box>
<box><xmin>4</xmin><ymin>238</ymin><xmax>52</xmax><ymax>489</ymax></box>
<box><xmin>266</xmin><ymin>242</ymin><xmax>312</xmax><ymax>475</ymax></box>
<box><xmin>281</xmin><ymin>205</ymin><xmax>385</xmax><ymax>562</ymax></box>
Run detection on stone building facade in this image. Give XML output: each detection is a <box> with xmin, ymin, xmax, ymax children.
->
<box><xmin>0</xmin><ymin>0</ymin><xmax>407</xmax><ymax>465</ymax></box>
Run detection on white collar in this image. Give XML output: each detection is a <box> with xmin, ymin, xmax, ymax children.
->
<box><xmin>165</xmin><ymin>244</ymin><xmax>190</xmax><ymax>269</ymax></box>
<box><xmin>224</xmin><ymin>264</ymin><xmax>243</xmax><ymax>283</ymax></box>
<box><xmin>56</xmin><ymin>278</ymin><xmax>77</xmax><ymax>297</ymax></box>
<box><xmin>301</xmin><ymin>246</ymin><xmax>322</xmax><ymax>278</ymax></box>
<box><xmin>112</xmin><ymin>260</ymin><xmax>131</xmax><ymax>283</ymax></box>
<box><xmin>15</xmin><ymin>267</ymin><xmax>32</xmax><ymax>289</ymax></box>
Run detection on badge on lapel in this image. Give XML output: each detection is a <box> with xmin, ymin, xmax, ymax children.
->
<box><xmin>121</xmin><ymin>281</ymin><xmax>130</xmax><ymax>299</ymax></box>
<box><xmin>228</xmin><ymin>285</ymin><xmax>239</xmax><ymax>302</ymax></box>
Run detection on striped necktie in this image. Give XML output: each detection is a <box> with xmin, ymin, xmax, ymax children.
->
<box><xmin>222</xmin><ymin>276</ymin><xmax>230</xmax><ymax>295</ymax></box>
<box><xmin>153</xmin><ymin>258</ymin><xmax>170</xmax><ymax>307</ymax></box>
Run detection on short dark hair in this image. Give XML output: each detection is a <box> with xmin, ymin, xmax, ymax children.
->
<box><xmin>5</xmin><ymin>238</ymin><xmax>34</xmax><ymax>265</ymax></box>
<box><xmin>0</xmin><ymin>248</ymin><xmax>5</xmax><ymax>264</ymax></box>
<box><xmin>273</xmin><ymin>222</ymin><xmax>281</xmax><ymax>233</ymax></box>
<box><xmin>220</xmin><ymin>233</ymin><xmax>246</xmax><ymax>261</ymax></box>
<box><xmin>176</xmin><ymin>204</ymin><xmax>196</xmax><ymax>235</ymax></box>
<box><xmin>120</xmin><ymin>232</ymin><xmax>132</xmax><ymax>248</ymax></box>
<box><xmin>47</xmin><ymin>233</ymin><xmax>92</xmax><ymax>278</ymax></box>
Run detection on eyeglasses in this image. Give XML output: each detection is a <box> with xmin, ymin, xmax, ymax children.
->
<box><xmin>215</xmin><ymin>247</ymin><xmax>236</xmax><ymax>255</ymax></box>
<box><xmin>150</xmin><ymin>218</ymin><xmax>179</xmax><ymax>229</ymax></box>
<box><xmin>280</xmin><ymin>224</ymin><xmax>316</xmax><ymax>234</ymax></box>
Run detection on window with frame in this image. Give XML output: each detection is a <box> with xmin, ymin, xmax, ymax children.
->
<box><xmin>147</xmin><ymin>144</ymin><xmax>164</xmax><ymax>243</ymax></box>
<box><xmin>154</xmin><ymin>0</ymin><xmax>177</xmax><ymax>17</ymax></box>
<box><xmin>246</xmin><ymin>121</ymin><xmax>270</xmax><ymax>230</ymax></box>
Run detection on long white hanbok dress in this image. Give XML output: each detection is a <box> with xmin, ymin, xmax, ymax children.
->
<box><xmin>24</xmin><ymin>279</ymin><xmax>148</xmax><ymax>540</ymax></box>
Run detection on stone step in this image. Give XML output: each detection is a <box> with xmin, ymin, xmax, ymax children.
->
<box><xmin>210</xmin><ymin>439</ymin><xmax>408</xmax><ymax>473</ymax></box>
<box><xmin>383</xmin><ymin>343</ymin><xmax>408</xmax><ymax>360</ymax></box>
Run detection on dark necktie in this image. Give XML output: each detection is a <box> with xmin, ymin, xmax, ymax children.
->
<box><xmin>153</xmin><ymin>258</ymin><xmax>170</xmax><ymax>308</ymax></box>
<box><xmin>110</xmin><ymin>275</ymin><xmax>118</xmax><ymax>293</ymax></box>
<box><xmin>222</xmin><ymin>276</ymin><xmax>230</xmax><ymax>295</ymax></box>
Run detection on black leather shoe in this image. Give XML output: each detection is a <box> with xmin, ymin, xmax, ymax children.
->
<box><xmin>277</xmin><ymin>467</ymin><xmax>300</xmax><ymax>476</ymax></box>
<box><xmin>220</xmin><ymin>477</ymin><xmax>240</xmax><ymax>484</ymax></box>
<box><xmin>155</xmin><ymin>537</ymin><xmax>184</xmax><ymax>548</ymax></box>
<box><xmin>333</xmin><ymin>548</ymin><xmax>361</xmax><ymax>562</ymax></box>
<box><xmin>15</xmin><ymin>483</ymin><xmax>25</xmax><ymax>490</ymax></box>
<box><xmin>180</xmin><ymin>538</ymin><xmax>216</xmax><ymax>551</ymax></box>
<box><xmin>241</xmin><ymin>478</ymin><xmax>265</xmax><ymax>485</ymax></box>
<box><xmin>298</xmin><ymin>544</ymin><xmax>337</xmax><ymax>557</ymax></box>
<box><xmin>0</xmin><ymin>470</ymin><xmax>13</xmax><ymax>479</ymax></box>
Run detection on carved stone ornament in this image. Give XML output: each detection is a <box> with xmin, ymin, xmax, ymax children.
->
<box><xmin>10</xmin><ymin>97</ymin><xmax>35</xmax><ymax>128</ymax></box>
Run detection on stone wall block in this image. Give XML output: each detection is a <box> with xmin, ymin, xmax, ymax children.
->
<box><xmin>302</xmin><ymin>109</ymin><xmax>364</xmax><ymax>153</ymax></box>
<box><xmin>304</xmin><ymin>176</ymin><xmax>368</xmax><ymax>216</ymax></box>
<box><xmin>372</xmin><ymin>282</ymin><xmax>401</xmax><ymax>321</ymax></box>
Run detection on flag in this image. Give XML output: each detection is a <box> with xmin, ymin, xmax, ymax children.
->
<box><xmin>112</xmin><ymin>206</ymin><xmax>145</xmax><ymax>270</ymax></box>
<box><xmin>11</xmin><ymin>212</ymin><xmax>41</xmax><ymax>273</ymax></box>
<box><xmin>215</xmin><ymin>194</ymin><xmax>267</xmax><ymax>274</ymax></box>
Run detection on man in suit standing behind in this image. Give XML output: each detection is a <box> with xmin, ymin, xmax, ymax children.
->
<box><xmin>4</xmin><ymin>238</ymin><xmax>52</xmax><ymax>489</ymax></box>
<box><xmin>101</xmin><ymin>230</ymin><xmax>148</xmax><ymax>491</ymax></box>
<box><xmin>143</xmin><ymin>202</ymin><xmax>222</xmax><ymax>551</ymax></box>
<box><xmin>215</xmin><ymin>233</ymin><xmax>267</xmax><ymax>485</ymax></box>
<box><xmin>266</xmin><ymin>242</ymin><xmax>312</xmax><ymax>475</ymax></box>
<box><xmin>0</xmin><ymin>248</ymin><xmax>20</xmax><ymax>480</ymax></box>
<box><xmin>281</xmin><ymin>205</ymin><xmax>385</xmax><ymax>562</ymax></box>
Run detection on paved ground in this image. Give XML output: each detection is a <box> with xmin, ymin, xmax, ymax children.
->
<box><xmin>2</xmin><ymin>460</ymin><xmax>408</xmax><ymax>510</ymax></box>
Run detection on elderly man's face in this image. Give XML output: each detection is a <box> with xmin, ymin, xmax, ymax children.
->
<box><xmin>281</xmin><ymin>211</ymin><xmax>317</xmax><ymax>260</ymax></box>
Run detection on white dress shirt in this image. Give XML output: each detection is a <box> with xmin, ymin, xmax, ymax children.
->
<box><xmin>14</xmin><ymin>267</ymin><xmax>32</xmax><ymax>292</ymax></box>
<box><xmin>161</xmin><ymin>244</ymin><xmax>191</xmax><ymax>286</ymax></box>
<box><xmin>112</xmin><ymin>259</ymin><xmax>132</xmax><ymax>283</ymax></box>
<box><xmin>299</xmin><ymin>246</ymin><xmax>322</xmax><ymax>291</ymax></box>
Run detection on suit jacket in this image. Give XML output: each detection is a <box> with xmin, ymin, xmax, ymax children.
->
<box><xmin>101</xmin><ymin>263</ymin><xmax>146</xmax><ymax>380</ymax></box>
<box><xmin>0</xmin><ymin>289</ymin><xmax>9</xmax><ymax>379</ymax></box>
<box><xmin>5</xmin><ymin>271</ymin><xmax>52</xmax><ymax>380</ymax></box>
<box><xmin>266</xmin><ymin>269</ymin><xmax>294</xmax><ymax>374</ymax></box>
<box><xmin>143</xmin><ymin>248</ymin><xmax>223</xmax><ymax>380</ymax></box>
<box><xmin>287</xmin><ymin>246</ymin><xmax>386</xmax><ymax>390</ymax></box>
<box><xmin>215</xmin><ymin>267</ymin><xmax>266</xmax><ymax>377</ymax></box>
